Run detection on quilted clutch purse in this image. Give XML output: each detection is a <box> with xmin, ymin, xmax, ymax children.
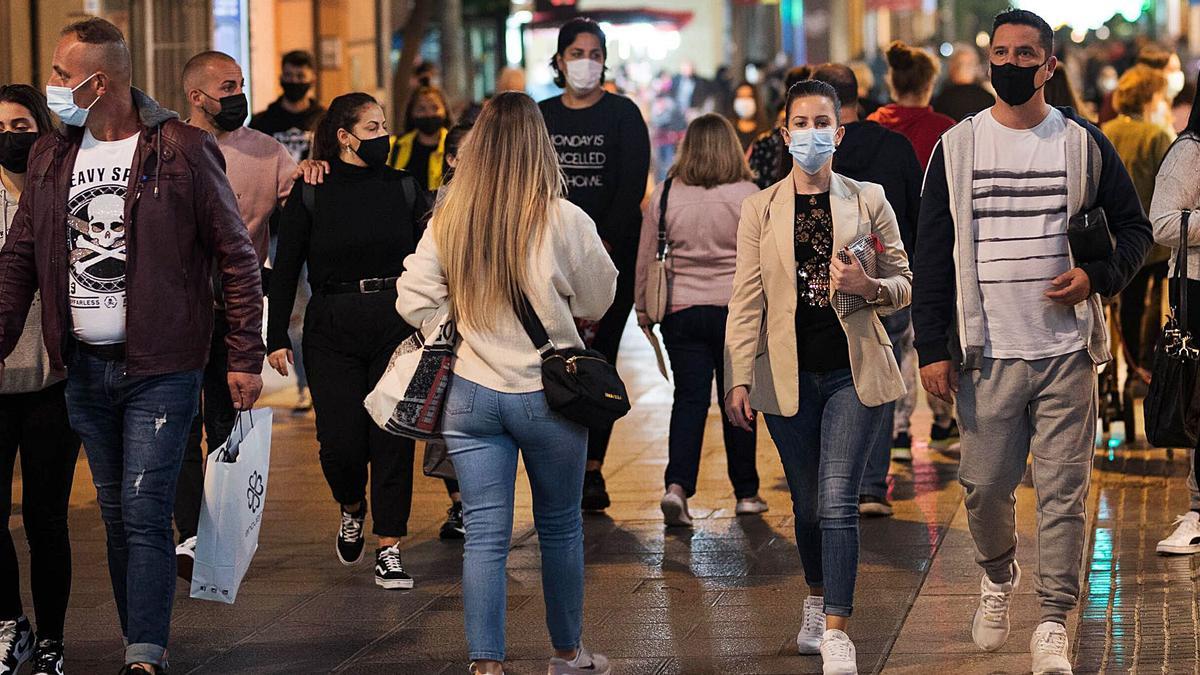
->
<box><xmin>832</xmin><ymin>233</ymin><xmax>881</xmax><ymax>318</ymax></box>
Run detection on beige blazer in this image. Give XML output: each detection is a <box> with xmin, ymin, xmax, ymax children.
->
<box><xmin>724</xmin><ymin>173</ymin><xmax>912</xmax><ymax>415</ymax></box>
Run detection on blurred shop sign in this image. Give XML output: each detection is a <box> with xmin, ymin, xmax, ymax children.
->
<box><xmin>866</xmin><ymin>0</ymin><xmax>923</xmax><ymax>9</ymax></box>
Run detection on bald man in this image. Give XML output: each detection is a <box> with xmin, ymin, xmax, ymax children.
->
<box><xmin>0</xmin><ymin>18</ymin><xmax>264</xmax><ymax>674</ymax></box>
<box><xmin>173</xmin><ymin>51</ymin><xmax>296</xmax><ymax>580</ymax></box>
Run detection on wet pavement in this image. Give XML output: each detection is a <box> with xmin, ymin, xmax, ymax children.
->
<box><xmin>9</xmin><ymin>325</ymin><xmax>1200</xmax><ymax>674</ymax></box>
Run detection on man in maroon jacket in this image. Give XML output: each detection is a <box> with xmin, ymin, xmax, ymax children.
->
<box><xmin>0</xmin><ymin>19</ymin><xmax>263</xmax><ymax>674</ymax></box>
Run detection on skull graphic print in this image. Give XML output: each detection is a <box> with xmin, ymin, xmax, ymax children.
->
<box><xmin>67</xmin><ymin>129</ymin><xmax>138</xmax><ymax>344</ymax></box>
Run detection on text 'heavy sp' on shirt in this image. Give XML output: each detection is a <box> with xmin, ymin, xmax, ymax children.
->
<box><xmin>68</xmin><ymin>128</ymin><xmax>138</xmax><ymax>346</ymax></box>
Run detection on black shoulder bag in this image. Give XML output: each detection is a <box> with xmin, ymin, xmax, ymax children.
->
<box><xmin>1144</xmin><ymin>209</ymin><xmax>1200</xmax><ymax>447</ymax></box>
<box><xmin>516</xmin><ymin>294</ymin><xmax>631</xmax><ymax>430</ymax></box>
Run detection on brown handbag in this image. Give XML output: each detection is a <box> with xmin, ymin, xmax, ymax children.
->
<box><xmin>644</xmin><ymin>178</ymin><xmax>674</xmax><ymax>324</ymax></box>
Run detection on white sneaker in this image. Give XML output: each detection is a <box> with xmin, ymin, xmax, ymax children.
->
<box><xmin>660</xmin><ymin>491</ymin><xmax>692</xmax><ymax>527</ymax></box>
<box><xmin>972</xmin><ymin>560</ymin><xmax>1021</xmax><ymax>651</ymax></box>
<box><xmin>819</xmin><ymin>629</ymin><xmax>858</xmax><ymax>674</ymax></box>
<box><xmin>548</xmin><ymin>645</ymin><xmax>611</xmax><ymax>675</ymax></box>
<box><xmin>175</xmin><ymin>535</ymin><xmax>198</xmax><ymax>582</ymax></box>
<box><xmin>1156</xmin><ymin>511</ymin><xmax>1200</xmax><ymax>555</ymax></box>
<box><xmin>1030</xmin><ymin>621</ymin><xmax>1072</xmax><ymax>674</ymax></box>
<box><xmin>796</xmin><ymin>595</ymin><xmax>826</xmax><ymax>654</ymax></box>
<box><xmin>735</xmin><ymin>495</ymin><xmax>769</xmax><ymax>515</ymax></box>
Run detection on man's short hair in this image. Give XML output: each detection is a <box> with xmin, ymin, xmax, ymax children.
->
<box><xmin>811</xmin><ymin>63</ymin><xmax>859</xmax><ymax>109</ymax></box>
<box><xmin>182</xmin><ymin>51</ymin><xmax>237</xmax><ymax>91</ymax></box>
<box><xmin>281</xmin><ymin>50</ymin><xmax>315</xmax><ymax>71</ymax></box>
<box><xmin>61</xmin><ymin>16</ymin><xmax>126</xmax><ymax>44</ymax></box>
<box><xmin>991</xmin><ymin>9</ymin><xmax>1054</xmax><ymax>56</ymax></box>
<box><xmin>60</xmin><ymin>17</ymin><xmax>130</xmax><ymax>78</ymax></box>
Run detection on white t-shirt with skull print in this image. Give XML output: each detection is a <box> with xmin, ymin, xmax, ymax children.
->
<box><xmin>68</xmin><ymin>129</ymin><xmax>137</xmax><ymax>345</ymax></box>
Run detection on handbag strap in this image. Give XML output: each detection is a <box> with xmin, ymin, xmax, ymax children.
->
<box><xmin>516</xmin><ymin>292</ymin><xmax>555</xmax><ymax>359</ymax></box>
<box><xmin>656</xmin><ymin>178</ymin><xmax>673</xmax><ymax>260</ymax></box>
<box><xmin>1177</xmin><ymin>209</ymin><xmax>1191</xmax><ymax>323</ymax></box>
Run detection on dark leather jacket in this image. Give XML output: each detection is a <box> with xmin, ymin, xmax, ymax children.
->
<box><xmin>0</xmin><ymin>89</ymin><xmax>264</xmax><ymax>376</ymax></box>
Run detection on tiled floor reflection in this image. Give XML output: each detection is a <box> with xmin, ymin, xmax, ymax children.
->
<box><xmin>1075</xmin><ymin>449</ymin><xmax>1200</xmax><ymax>674</ymax></box>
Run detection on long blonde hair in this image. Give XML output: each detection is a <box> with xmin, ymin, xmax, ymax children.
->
<box><xmin>433</xmin><ymin>92</ymin><xmax>565</xmax><ymax>329</ymax></box>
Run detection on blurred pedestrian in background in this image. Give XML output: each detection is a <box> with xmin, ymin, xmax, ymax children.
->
<box><xmin>388</xmin><ymin>84</ymin><xmax>452</xmax><ymax>195</ymax></box>
<box><xmin>869</xmin><ymin>41</ymin><xmax>956</xmax><ymax>169</ymax></box>
<box><xmin>1103</xmin><ymin>64</ymin><xmax>1174</xmax><ymax>394</ymax></box>
<box><xmin>730</xmin><ymin>81</ymin><xmax>771</xmax><ymax>151</ymax></box>
<box><xmin>932</xmin><ymin>44</ymin><xmax>995</xmax><ymax>121</ymax></box>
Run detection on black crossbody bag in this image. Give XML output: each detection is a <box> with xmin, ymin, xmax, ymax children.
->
<box><xmin>516</xmin><ymin>294</ymin><xmax>631</xmax><ymax>430</ymax></box>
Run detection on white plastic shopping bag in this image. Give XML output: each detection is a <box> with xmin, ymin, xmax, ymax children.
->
<box><xmin>190</xmin><ymin>408</ymin><xmax>273</xmax><ymax>604</ymax></box>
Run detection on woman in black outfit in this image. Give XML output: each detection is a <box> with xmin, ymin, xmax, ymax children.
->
<box><xmin>0</xmin><ymin>83</ymin><xmax>80</xmax><ymax>675</ymax></box>
<box><xmin>268</xmin><ymin>92</ymin><xmax>430</xmax><ymax>590</ymax></box>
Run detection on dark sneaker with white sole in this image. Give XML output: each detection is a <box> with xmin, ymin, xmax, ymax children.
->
<box><xmin>375</xmin><ymin>545</ymin><xmax>414</xmax><ymax>589</ymax></box>
<box><xmin>0</xmin><ymin>616</ymin><xmax>33</xmax><ymax>674</ymax></box>
<box><xmin>581</xmin><ymin>470</ymin><xmax>610</xmax><ymax>512</ymax></box>
<box><xmin>440</xmin><ymin>502</ymin><xmax>465</xmax><ymax>540</ymax></box>
<box><xmin>175</xmin><ymin>535</ymin><xmax>197</xmax><ymax>582</ymax></box>
<box><xmin>31</xmin><ymin>638</ymin><xmax>65</xmax><ymax>675</ymax></box>
<box><xmin>337</xmin><ymin>505</ymin><xmax>367</xmax><ymax>565</ymax></box>
<box><xmin>858</xmin><ymin>494</ymin><xmax>894</xmax><ymax>517</ymax></box>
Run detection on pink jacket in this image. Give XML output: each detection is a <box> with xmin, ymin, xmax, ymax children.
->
<box><xmin>635</xmin><ymin>179</ymin><xmax>759</xmax><ymax>324</ymax></box>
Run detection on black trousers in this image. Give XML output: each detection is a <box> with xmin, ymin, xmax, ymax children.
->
<box><xmin>661</xmin><ymin>306</ymin><xmax>759</xmax><ymax>498</ymax></box>
<box><xmin>587</xmin><ymin>243</ymin><xmax>637</xmax><ymax>465</ymax></box>
<box><xmin>1170</xmin><ymin>279</ymin><xmax>1200</xmax><ymax>481</ymax></box>
<box><xmin>1120</xmin><ymin>261</ymin><xmax>1168</xmax><ymax>372</ymax></box>
<box><xmin>304</xmin><ymin>291</ymin><xmax>416</xmax><ymax>538</ymax></box>
<box><xmin>174</xmin><ymin>311</ymin><xmax>237</xmax><ymax>542</ymax></box>
<box><xmin>0</xmin><ymin>381</ymin><xmax>80</xmax><ymax>640</ymax></box>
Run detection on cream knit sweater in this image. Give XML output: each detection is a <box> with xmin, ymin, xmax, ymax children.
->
<box><xmin>396</xmin><ymin>198</ymin><xmax>618</xmax><ymax>393</ymax></box>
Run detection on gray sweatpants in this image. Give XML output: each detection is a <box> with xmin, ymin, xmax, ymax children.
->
<box><xmin>957</xmin><ymin>350</ymin><xmax>1096</xmax><ymax>625</ymax></box>
<box><xmin>1189</xmin><ymin>449</ymin><xmax>1199</xmax><ymax>511</ymax></box>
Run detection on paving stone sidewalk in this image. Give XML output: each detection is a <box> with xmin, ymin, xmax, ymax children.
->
<box><xmin>10</xmin><ymin>326</ymin><xmax>1199</xmax><ymax>674</ymax></box>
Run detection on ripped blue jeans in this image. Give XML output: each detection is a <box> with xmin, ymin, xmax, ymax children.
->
<box><xmin>65</xmin><ymin>349</ymin><xmax>201</xmax><ymax>668</ymax></box>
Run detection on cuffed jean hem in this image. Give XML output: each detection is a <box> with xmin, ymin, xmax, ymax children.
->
<box><xmin>126</xmin><ymin>642</ymin><xmax>166</xmax><ymax>667</ymax></box>
<box><xmin>468</xmin><ymin>651</ymin><xmax>507</xmax><ymax>662</ymax></box>
<box><xmin>824</xmin><ymin>603</ymin><xmax>853</xmax><ymax>618</ymax></box>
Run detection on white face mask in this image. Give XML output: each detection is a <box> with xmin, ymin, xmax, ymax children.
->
<box><xmin>1098</xmin><ymin>76</ymin><xmax>1118</xmax><ymax>94</ymax></box>
<box><xmin>1167</xmin><ymin>71</ymin><xmax>1186</xmax><ymax>100</ymax></box>
<box><xmin>565</xmin><ymin>59</ymin><xmax>603</xmax><ymax>93</ymax></box>
<box><xmin>1150</xmin><ymin>98</ymin><xmax>1172</xmax><ymax>129</ymax></box>
<box><xmin>46</xmin><ymin>72</ymin><xmax>101</xmax><ymax>127</ymax></box>
<box><xmin>733</xmin><ymin>98</ymin><xmax>757</xmax><ymax>120</ymax></box>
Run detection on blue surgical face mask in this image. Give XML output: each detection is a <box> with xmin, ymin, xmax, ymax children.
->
<box><xmin>787</xmin><ymin>127</ymin><xmax>837</xmax><ymax>175</ymax></box>
<box><xmin>46</xmin><ymin>72</ymin><xmax>101</xmax><ymax>127</ymax></box>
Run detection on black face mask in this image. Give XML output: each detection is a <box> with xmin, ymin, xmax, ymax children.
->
<box><xmin>0</xmin><ymin>131</ymin><xmax>37</xmax><ymax>174</ymax></box>
<box><xmin>412</xmin><ymin>116</ymin><xmax>443</xmax><ymax>135</ymax></box>
<box><xmin>351</xmin><ymin>133</ymin><xmax>391</xmax><ymax>169</ymax></box>
<box><xmin>281</xmin><ymin>80</ymin><xmax>312</xmax><ymax>103</ymax></box>
<box><xmin>990</xmin><ymin>60</ymin><xmax>1049</xmax><ymax>107</ymax></box>
<box><xmin>203</xmin><ymin>92</ymin><xmax>248</xmax><ymax>132</ymax></box>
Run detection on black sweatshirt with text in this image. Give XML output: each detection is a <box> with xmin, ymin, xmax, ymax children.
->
<box><xmin>539</xmin><ymin>93</ymin><xmax>651</xmax><ymax>252</ymax></box>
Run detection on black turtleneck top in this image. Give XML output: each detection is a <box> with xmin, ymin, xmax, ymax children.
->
<box><xmin>267</xmin><ymin>160</ymin><xmax>430</xmax><ymax>352</ymax></box>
